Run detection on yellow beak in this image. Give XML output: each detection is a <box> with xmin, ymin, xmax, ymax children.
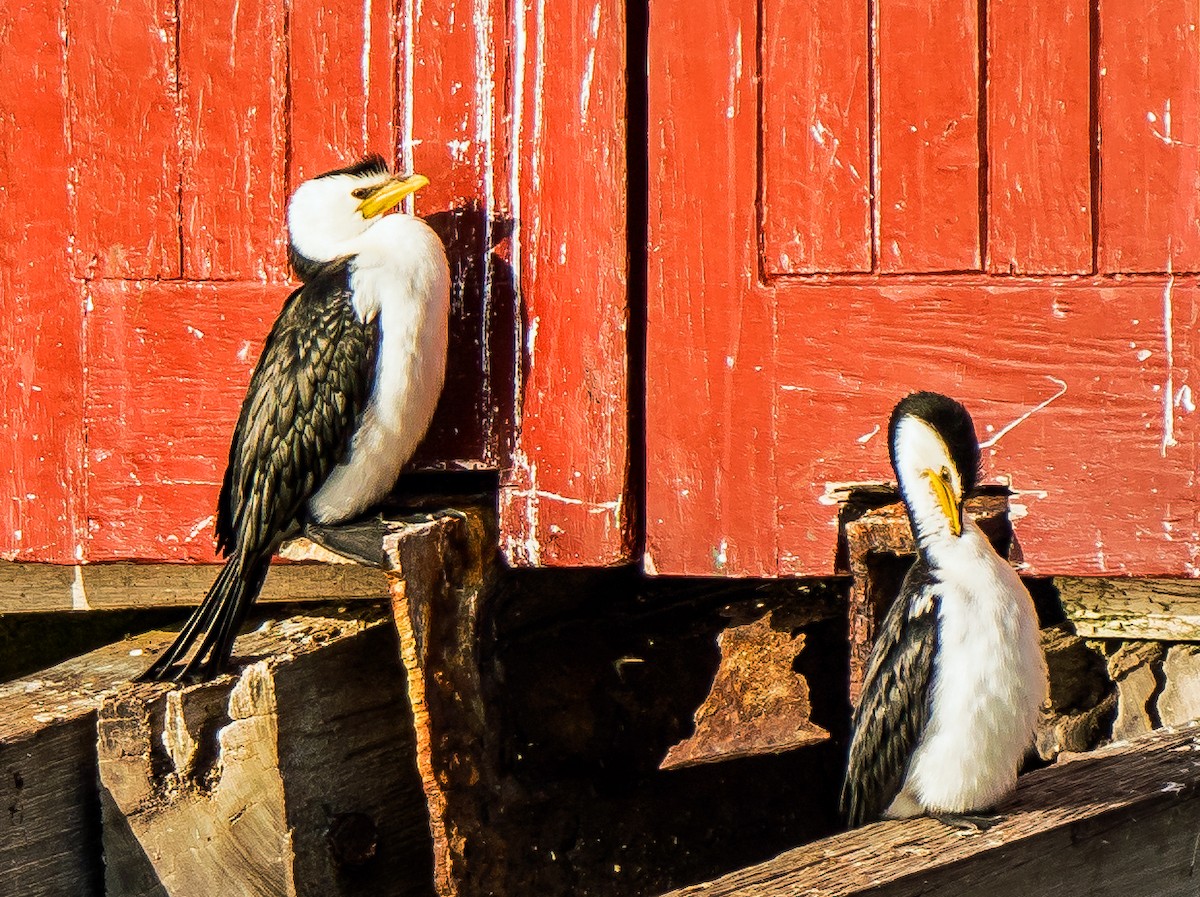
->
<box><xmin>925</xmin><ymin>470</ymin><xmax>963</xmax><ymax>537</ymax></box>
<box><xmin>357</xmin><ymin>173</ymin><xmax>430</xmax><ymax>218</ymax></box>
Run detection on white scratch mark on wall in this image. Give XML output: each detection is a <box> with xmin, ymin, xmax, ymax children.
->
<box><xmin>778</xmin><ymin>384</ymin><xmax>814</xmax><ymax>392</ymax></box>
<box><xmin>185</xmin><ymin>515</ymin><xmax>215</xmax><ymax>543</ymax></box>
<box><xmin>402</xmin><ymin>0</ymin><xmax>416</xmax><ymax>208</ymax></box>
<box><xmin>1163</xmin><ymin>272</ymin><xmax>1177</xmax><ymax>457</ymax></box>
<box><xmin>530</xmin><ymin>0</ymin><xmax>548</xmax><ymax>194</ymax></box>
<box><xmin>510</xmin><ymin>0</ymin><xmax>527</xmax><ymax>433</ymax></box>
<box><xmin>475</xmin><ymin>0</ymin><xmax>496</xmax><ymax>391</ymax></box>
<box><xmin>361</xmin><ymin>0</ymin><xmax>373</xmax><ymax>149</ymax></box>
<box><xmin>1177</xmin><ymin>384</ymin><xmax>1196</xmax><ymax>413</ymax></box>
<box><xmin>726</xmin><ymin>24</ymin><xmax>742</xmax><ymax>119</ymax></box>
<box><xmin>579</xmin><ymin>2</ymin><xmax>601</xmax><ymax>124</ymax></box>
<box><xmin>71</xmin><ymin>565</ymin><xmax>90</xmax><ymax>610</ymax></box>
<box><xmin>856</xmin><ymin>424</ymin><xmax>880</xmax><ymax>444</ymax></box>
<box><xmin>979</xmin><ymin>376</ymin><xmax>1068</xmax><ymax>449</ymax></box>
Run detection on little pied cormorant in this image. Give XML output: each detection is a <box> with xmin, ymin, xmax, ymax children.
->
<box><xmin>142</xmin><ymin>156</ymin><xmax>450</xmax><ymax>682</ymax></box>
<box><xmin>841</xmin><ymin>392</ymin><xmax>1048</xmax><ymax>829</ymax></box>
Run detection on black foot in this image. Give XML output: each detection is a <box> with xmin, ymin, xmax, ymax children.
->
<box><xmin>932</xmin><ymin>812</ymin><xmax>1004</xmax><ymax>832</ymax></box>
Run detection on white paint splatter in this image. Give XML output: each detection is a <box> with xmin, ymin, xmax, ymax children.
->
<box><xmin>579</xmin><ymin>2</ymin><xmax>601</xmax><ymax>124</ymax></box>
<box><xmin>857</xmin><ymin>424</ymin><xmax>880</xmax><ymax>444</ymax></box>
<box><xmin>185</xmin><ymin>515</ymin><xmax>215</xmax><ymax>542</ymax></box>
<box><xmin>726</xmin><ymin>24</ymin><xmax>742</xmax><ymax>119</ymax></box>
<box><xmin>979</xmin><ymin>376</ymin><xmax>1068</xmax><ymax>449</ymax></box>
<box><xmin>1176</xmin><ymin>384</ymin><xmax>1196</xmax><ymax>413</ymax></box>
<box><xmin>1163</xmin><ymin>272</ymin><xmax>1177</xmax><ymax>457</ymax></box>
<box><xmin>361</xmin><ymin>0</ymin><xmax>372</xmax><ymax>149</ymax></box>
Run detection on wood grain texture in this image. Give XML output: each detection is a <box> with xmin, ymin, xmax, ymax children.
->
<box><xmin>86</xmin><ymin>280</ymin><xmax>280</xmax><ymax>561</ymax></box>
<box><xmin>876</xmin><ymin>0</ymin><xmax>981</xmax><ymax>272</ymax></box>
<box><xmin>1099</xmin><ymin>0</ymin><xmax>1200</xmax><ymax>273</ymax></box>
<box><xmin>179</xmin><ymin>0</ymin><xmax>288</xmax><ymax>280</ymax></box>
<box><xmin>0</xmin><ymin>0</ymin><xmax>84</xmax><ymax>564</ymax></box>
<box><xmin>1058</xmin><ymin>577</ymin><xmax>1200</xmax><ymax>641</ymax></box>
<box><xmin>288</xmin><ymin>0</ymin><xmax>398</xmax><ymax>185</ymax></box>
<box><xmin>660</xmin><ymin>722</ymin><xmax>1200</xmax><ymax>897</ymax></box>
<box><xmin>987</xmin><ymin>0</ymin><xmax>1092</xmax><ymax>274</ymax></box>
<box><xmin>67</xmin><ymin>0</ymin><xmax>181</xmax><ymax>279</ymax></box>
<box><xmin>761</xmin><ymin>0</ymin><xmax>871</xmax><ymax>274</ymax></box>
<box><xmin>499</xmin><ymin>0</ymin><xmax>631</xmax><ymax>566</ymax></box>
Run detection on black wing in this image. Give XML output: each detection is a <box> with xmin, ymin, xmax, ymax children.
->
<box><xmin>214</xmin><ymin>263</ymin><xmax>379</xmax><ymax>557</ymax></box>
<box><xmin>841</xmin><ymin>558</ymin><xmax>940</xmax><ymax>827</ymax></box>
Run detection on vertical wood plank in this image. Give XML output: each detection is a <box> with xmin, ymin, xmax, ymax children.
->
<box><xmin>67</xmin><ymin>0</ymin><xmax>181</xmax><ymax>279</ymax></box>
<box><xmin>647</xmin><ymin>0</ymin><xmax>779</xmax><ymax>575</ymax></box>
<box><xmin>499</xmin><ymin>0</ymin><xmax>631</xmax><ymax>566</ymax></box>
<box><xmin>288</xmin><ymin>0</ymin><xmax>398</xmax><ymax>184</ymax></box>
<box><xmin>0</xmin><ymin>0</ymin><xmax>83</xmax><ymax>563</ymax></box>
<box><xmin>179</xmin><ymin>0</ymin><xmax>288</xmax><ymax>281</ymax></box>
<box><xmin>407</xmin><ymin>0</ymin><xmax>513</xmax><ymax>469</ymax></box>
<box><xmin>86</xmin><ymin>281</ymin><xmax>281</xmax><ymax>561</ymax></box>
<box><xmin>761</xmin><ymin>0</ymin><xmax>871</xmax><ymax>275</ymax></box>
<box><xmin>876</xmin><ymin>0</ymin><xmax>981</xmax><ymax>272</ymax></box>
<box><xmin>987</xmin><ymin>0</ymin><xmax>1092</xmax><ymax>275</ymax></box>
<box><xmin>1098</xmin><ymin>0</ymin><xmax>1200</xmax><ymax>273</ymax></box>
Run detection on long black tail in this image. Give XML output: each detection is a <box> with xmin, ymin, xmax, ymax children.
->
<box><xmin>139</xmin><ymin>551</ymin><xmax>271</xmax><ymax>682</ymax></box>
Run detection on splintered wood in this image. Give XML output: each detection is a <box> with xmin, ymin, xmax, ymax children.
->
<box><xmin>660</xmin><ymin>722</ymin><xmax>1200</xmax><ymax>897</ymax></box>
<box><xmin>99</xmin><ymin>608</ymin><xmax>433</xmax><ymax>897</ymax></box>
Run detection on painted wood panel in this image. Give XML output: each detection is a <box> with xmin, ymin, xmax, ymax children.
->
<box><xmin>0</xmin><ymin>0</ymin><xmax>84</xmax><ymax>564</ymax></box>
<box><xmin>66</xmin><ymin>0</ymin><xmax>181</xmax><ymax>280</ymax></box>
<box><xmin>876</xmin><ymin>0</ymin><xmax>981</xmax><ymax>272</ymax></box>
<box><xmin>499</xmin><ymin>0</ymin><xmax>632</xmax><ymax>566</ymax></box>
<box><xmin>1098</xmin><ymin>0</ymin><xmax>1200</xmax><ymax>273</ymax></box>
<box><xmin>86</xmin><ymin>280</ymin><xmax>280</xmax><ymax>561</ymax></box>
<box><xmin>179</xmin><ymin>0</ymin><xmax>288</xmax><ymax>281</ymax></box>
<box><xmin>760</xmin><ymin>0</ymin><xmax>871</xmax><ymax>275</ymax></box>
<box><xmin>987</xmin><ymin>0</ymin><xmax>1092</xmax><ymax>275</ymax></box>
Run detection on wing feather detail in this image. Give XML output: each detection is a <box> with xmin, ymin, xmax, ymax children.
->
<box><xmin>841</xmin><ymin>560</ymin><xmax>940</xmax><ymax>827</ymax></box>
<box><xmin>215</xmin><ymin>264</ymin><xmax>379</xmax><ymax>556</ymax></box>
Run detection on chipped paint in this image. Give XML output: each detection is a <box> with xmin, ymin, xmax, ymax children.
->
<box><xmin>979</xmin><ymin>376</ymin><xmax>1068</xmax><ymax>449</ymax></box>
<box><xmin>1163</xmin><ymin>273</ymin><xmax>1178</xmax><ymax>457</ymax></box>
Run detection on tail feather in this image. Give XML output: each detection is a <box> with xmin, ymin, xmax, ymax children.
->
<box><xmin>139</xmin><ymin>553</ymin><xmax>269</xmax><ymax>682</ymax></box>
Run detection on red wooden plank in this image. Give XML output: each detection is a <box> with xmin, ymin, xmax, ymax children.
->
<box><xmin>987</xmin><ymin>0</ymin><xmax>1092</xmax><ymax>275</ymax></box>
<box><xmin>498</xmin><ymin>0</ymin><xmax>631</xmax><ymax>566</ymax></box>
<box><xmin>1098</xmin><ymin>0</ymin><xmax>1200</xmax><ymax>273</ymax></box>
<box><xmin>876</xmin><ymin>0</ymin><xmax>981</xmax><ymax>272</ymax></box>
<box><xmin>406</xmin><ymin>0</ymin><xmax>512</xmax><ymax>469</ymax></box>
<box><xmin>647</xmin><ymin>0</ymin><xmax>778</xmax><ymax>576</ymax></box>
<box><xmin>773</xmin><ymin>278</ymin><xmax>1197</xmax><ymax>577</ymax></box>
<box><xmin>86</xmin><ymin>281</ymin><xmax>281</xmax><ymax>561</ymax></box>
<box><xmin>180</xmin><ymin>0</ymin><xmax>288</xmax><ymax>281</ymax></box>
<box><xmin>288</xmin><ymin>0</ymin><xmax>398</xmax><ymax>185</ymax></box>
<box><xmin>0</xmin><ymin>0</ymin><xmax>83</xmax><ymax>563</ymax></box>
<box><xmin>761</xmin><ymin>0</ymin><xmax>871</xmax><ymax>275</ymax></box>
<box><xmin>67</xmin><ymin>0</ymin><xmax>181</xmax><ymax>279</ymax></box>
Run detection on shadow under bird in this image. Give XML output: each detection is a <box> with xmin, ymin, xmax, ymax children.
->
<box><xmin>841</xmin><ymin>392</ymin><xmax>1048</xmax><ymax>829</ymax></box>
<box><xmin>141</xmin><ymin>156</ymin><xmax>450</xmax><ymax>682</ymax></box>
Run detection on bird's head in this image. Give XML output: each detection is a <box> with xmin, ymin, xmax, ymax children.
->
<box><xmin>287</xmin><ymin>155</ymin><xmax>430</xmax><ymax>279</ymax></box>
<box><xmin>888</xmin><ymin>392</ymin><xmax>980</xmax><ymax>542</ymax></box>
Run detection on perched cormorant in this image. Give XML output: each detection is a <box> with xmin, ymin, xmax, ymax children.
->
<box><xmin>842</xmin><ymin>392</ymin><xmax>1048</xmax><ymax>829</ymax></box>
<box><xmin>142</xmin><ymin>156</ymin><xmax>450</xmax><ymax>682</ymax></box>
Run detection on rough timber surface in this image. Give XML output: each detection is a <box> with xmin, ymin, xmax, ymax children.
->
<box><xmin>102</xmin><ymin>607</ymin><xmax>432</xmax><ymax>897</ymax></box>
<box><xmin>1058</xmin><ymin>577</ymin><xmax>1200</xmax><ymax>641</ymax></box>
<box><xmin>660</xmin><ymin>722</ymin><xmax>1200</xmax><ymax>897</ymax></box>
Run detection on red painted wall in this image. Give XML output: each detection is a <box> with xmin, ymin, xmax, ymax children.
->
<box><xmin>0</xmin><ymin>0</ymin><xmax>630</xmax><ymax>566</ymax></box>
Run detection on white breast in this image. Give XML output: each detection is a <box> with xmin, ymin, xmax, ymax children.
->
<box><xmin>888</xmin><ymin>519</ymin><xmax>1048</xmax><ymax>816</ymax></box>
<box><xmin>307</xmin><ymin>216</ymin><xmax>450</xmax><ymax>524</ymax></box>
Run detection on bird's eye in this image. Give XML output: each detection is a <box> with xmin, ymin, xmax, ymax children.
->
<box><xmin>940</xmin><ymin>466</ymin><xmax>951</xmax><ymax>482</ymax></box>
<box><xmin>351</xmin><ymin>186</ymin><xmax>374</xmax><ymax>199</ymax></box>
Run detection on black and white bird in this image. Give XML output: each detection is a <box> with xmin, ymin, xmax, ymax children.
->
<box><xmin>841</xmin><ymin>392</ymin><xmax>1047</xmax><ymax>829</ymax></box>
<box><xmin>142</xmin><ymin>156</ymin><xmax>450</xmax><ymax>682</ymax></box>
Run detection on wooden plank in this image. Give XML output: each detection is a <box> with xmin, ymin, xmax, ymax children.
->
<box><xmin>85</xmin><ymin>280</ymin><xmax>281</xmax><ymax>561</ymax></box>
<box><xmin>0</xmin><ymin>630</ymin><xmax>162</xmax><ymax>897</ymax></box>
<box><xmin>179</xmin><ymin>0</ymin><xmax>288</xmax><ymax>281</ymax></box>
<box><xmin>647</xmin><ymin>0</ymin><xmax>778</xmax><ymax>576</ymax></box>
<box><xmin>499</xmin><ymin>0</ymin><xmax>631</xmax><ymax>565</ymax></box>
<box><xmin>1058</xmin><ymin>577</ymin><xmax>1200</xmax><ymax>641</ymax></box>
<box><xmin>0</xmin><ymin>0</ymin><xmax>83</xmax><ymax>564</ymax></box>
<box><xmin>102</xmin><ymin>608</ymin><xmax>433</xmax><ymax>897</ymax></box>
<box><xmin>660</xmin><ymin>721</ymin><xmax>1200</xmax><ymax>897</ymax></box>
<box><xmin>66</xmin><ymin>0</ymin><xmax>181</xmax><ymax>279</ymax></box>
<box><xmin>987</xmin><ymin>0</ymin><xmax>1092</xmax><ymax>274</ymax></box>
<box><xmin>772</xmin><ymin>278</ymin><xmax>1198</xmax><ymax>577</ymax></box>
<box><xmin>761</xmin><ymin>0</ymin><xmax>871</xmax><ymax>274</ymax></box>
<box><xmin>876</xmin><ymin>0</ymin><xmax>981</xmax><ymax>272</ymax></box>
<box><xmin>1099</xmin><ymin>0</ymin><xmax>1200</xmax><ymax>272</ymax></box>
<box><xmin>288</xmin><ymin>0</ymin><xmax>398</xmax><ymax>186</ymax></box>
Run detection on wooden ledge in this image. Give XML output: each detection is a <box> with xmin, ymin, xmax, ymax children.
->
<box><xmin>662</xmin><ymin>722</ymin><xmax>1200</xmax><ymax>897</ymax></box>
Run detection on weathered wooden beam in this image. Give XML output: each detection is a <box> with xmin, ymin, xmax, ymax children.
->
<box><xmin>0</xmin><ymin>629</ymin><xmax>169</xmax><ymax>897</ymax></box>
<box><xmin>1057</xmin><ymin>577</ymin><xmax>1200</xmax><ymax>641</ymax></box>
<box><xmin>0</xmin><ymin>558</ymin><xmax>387</xmax><ymax>613</ymax></box>
<box><xmin>101</xmin><ymin>607</ymin><xmax>433</xmax><ymax>897</ymax></box>
<box><xmin>660</xmin><ymin>720</ymin><xmax>1200</xmax><ymax>897</ymax></box>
